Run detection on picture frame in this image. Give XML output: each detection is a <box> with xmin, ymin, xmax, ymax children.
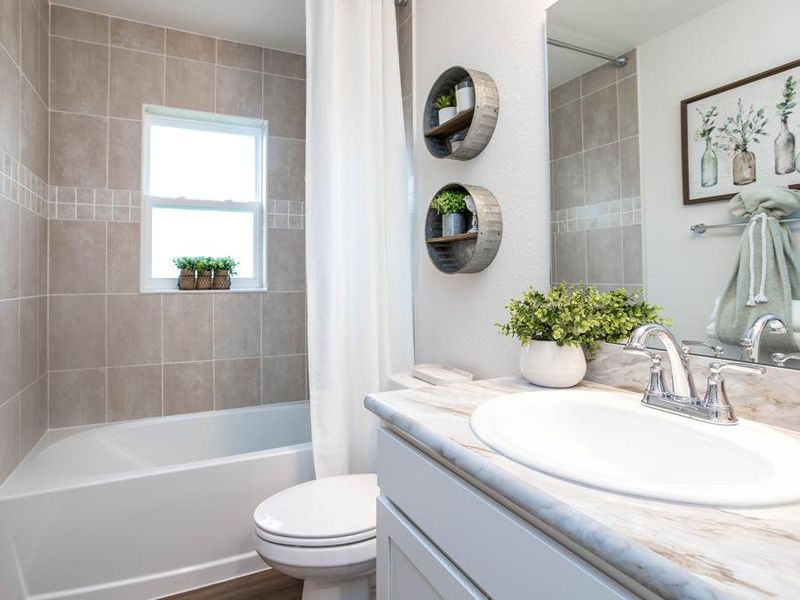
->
<box><xmin>681</xmin><ymin>59</ymin><xmax>800</xmax><ymax>205</ymax></box>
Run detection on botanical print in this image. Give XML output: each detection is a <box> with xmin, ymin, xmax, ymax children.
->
<box><xmin>682</xmin><ymin>61</ymin><xmax>800</xmax><ymax>204</ymax></box>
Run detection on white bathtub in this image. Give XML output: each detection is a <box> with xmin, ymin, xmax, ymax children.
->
<box><xmin>0</xmin><ymin>402</ymin><xmax>314</xmax><ymax>600</ymax></box>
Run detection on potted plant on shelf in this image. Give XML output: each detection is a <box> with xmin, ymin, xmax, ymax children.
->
<box><xmin>195</xmin><ymin>257</ymin><xmax>214</xmax><ymax>290</ymax></box>
<box><xmin>435</xmin><ymin>91</ymin><xmax>457</xmax><ymax>125</ymax></box>
<box><xmin>497</xmin><ymin>283</ymin><xmax>669</xmax><ymax>388</ymax></box>
<box><xmin>173</xmin><ymin>256</ymin><xmax>197</xmax><ymax>290</ymax></box>
<box><xmin>212</xmin><ymin>257</ymin><xmax>238</xmax><ymax>290</ymax></box>
<box><xmin>431</xmin><ymin>189</ymin><xmax>468</xmax><ymax>237</ymax></box>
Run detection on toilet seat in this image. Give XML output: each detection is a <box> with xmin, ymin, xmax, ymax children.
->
<box><xmin>254</xmin><ymin>526</ymin><xmax>376</xmax><ymax>547</ymax></box>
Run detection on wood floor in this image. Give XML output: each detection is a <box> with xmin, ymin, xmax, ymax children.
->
<box><xmin>161</xmin><ymin>569</ymin><xmax>302</xmax><ymax>600</ymax></box>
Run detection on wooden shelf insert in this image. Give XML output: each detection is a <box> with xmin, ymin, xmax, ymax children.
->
<box><xmin>423</xmin><ymin>108</ymin><xmax>474</xmax><ymax>139</ymax></box>
<box><xmin>426</xmin><ymin>232</ymin><xmax>479</xmax><ymax>244</ymax></box>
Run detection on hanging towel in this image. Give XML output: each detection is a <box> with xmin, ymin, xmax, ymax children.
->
<box><xmin>715</xmin><ymin>188</ymin><xmax>800</xmax><ymax>354</ymax></box>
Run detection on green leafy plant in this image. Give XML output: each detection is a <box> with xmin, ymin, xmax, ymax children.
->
<box><xmin>496</xmin><ymin>282</ymin><xmax>671</xmax><ymax>357</ymax></box>
<box><xmin>194</xmin><ymin>257</ymin><xmax>213</xmax><ymax>272</ymax></box>
<box><xmin>434</xmin><ymin>91</ymin><xmax>456</xmax><ymax>110</ymax></box>
<box><xmin>172</xmin><ymin>256</ymin><xmax>196</xmax><ymax>271</ymax></box>
<box><xmin>693</xmin><ymin>106</ymin><xmax>718</xmax><ymax>142</ymax></box>
<box><xmin>715</xmin><ymin>99</ymin><xmax>768</xmax><ymax>154</ymax></box>
<box><xmin>777</xmin><ymin>75</ymin><xmax>797</xmax><ymax>121</ymax></box>
<box><xmin>214</xmin><ymin>256</ymin><xmax>238</xmax><ymax>275</ymax></box>
<box><xmin>430</xmin><ymin>189</ymin><xmax>467</xmax><ymax>215</ymax></box>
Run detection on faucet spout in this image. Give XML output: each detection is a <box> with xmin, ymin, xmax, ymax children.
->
<box><xmin>625</xmin><ymin>324</ymin><xmax>698</xmax><ymax>401</ymax></box>
<box><xmin>740</xmin><ymin>314</ymin><xmax>788</xmax><ymax>363</ymax></box>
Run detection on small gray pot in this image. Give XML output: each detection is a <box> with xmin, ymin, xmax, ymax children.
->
<box><xmin>442</xmin><ymin>213</ymin><xmax>466</xmax><ymax>237</ymax></box>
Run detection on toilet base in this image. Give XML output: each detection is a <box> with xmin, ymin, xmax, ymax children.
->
<box><xmin>302</xmin><ymin>575</ymin><xmax>370</xmax><ymax>600</ymax></box>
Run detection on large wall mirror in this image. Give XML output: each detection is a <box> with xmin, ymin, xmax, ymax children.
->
<box><xmin>546</xmin><ymin>0</ymin><xmax>800</xmax><ymax>370</ymax></box>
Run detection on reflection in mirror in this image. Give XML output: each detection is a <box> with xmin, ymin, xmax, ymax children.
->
<box><xmin>547</xmin><ymin>0</ymin><xmax>800</xmax><ymax>370</ymax></box>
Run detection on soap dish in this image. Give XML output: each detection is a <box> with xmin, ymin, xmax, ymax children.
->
<box><xmin>411</xmin><ymin>364</ymin><xmax>474</xmax><ymax>386</ymax></box>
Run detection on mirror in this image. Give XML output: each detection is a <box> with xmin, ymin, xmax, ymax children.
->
<box><xmin>546</xmin><ymin>0</ymin><xmax>800</xmax><ymax>370</ymax></box>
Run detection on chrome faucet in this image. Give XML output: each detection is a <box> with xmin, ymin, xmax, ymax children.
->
<box><xmin>740</xmin><ymin>314</ymin><xmax>788</xmax><ymax>363</ymax></box>
<box><xmin>624</xmin><ymin>324</ymin><xmax>764</xmax><ymax>425</ymax></box>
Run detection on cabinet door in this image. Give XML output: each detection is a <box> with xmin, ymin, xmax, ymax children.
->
<box><xmin>377</xmin><ymin>497</ymin><xmax>487</xmax><ymax>600</ymax></box>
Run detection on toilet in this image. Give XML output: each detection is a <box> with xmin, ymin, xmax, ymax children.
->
<box><xmin>253</xmin><ymin>367</ymin><xmax>471</xmax><ymax>600</ymax></box>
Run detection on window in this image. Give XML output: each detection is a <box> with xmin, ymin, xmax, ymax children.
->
<box><xmin>141</xmin><ymin>106</ymin><xmax>267</xmax><ymax>291</ymax></box>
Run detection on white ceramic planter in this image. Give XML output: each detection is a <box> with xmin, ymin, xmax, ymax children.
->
<box><xmin>438</xmin><ymin>106</ymin><xmax>457</xmax><ymax>124</ymax></box>
<box><xmin>519</xmin><ymin>340</ymin><xmax>586</xmax><ymax>388</ymax></box>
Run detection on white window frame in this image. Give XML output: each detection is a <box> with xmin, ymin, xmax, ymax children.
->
<box><xmin>140</xmin><ymin>105</ymin><xmax>268</xmax><ymax>292</ymax></box>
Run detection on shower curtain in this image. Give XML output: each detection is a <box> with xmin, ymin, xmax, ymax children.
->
<box><xmin>305</xmin><ymin>0</ymin><xmax>414</xmax><ymax>478</ymax></box>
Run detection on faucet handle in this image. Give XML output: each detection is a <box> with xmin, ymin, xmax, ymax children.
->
<box><xmin>702</xmin><ymin>362</ymin><xmax>764</xmax><ymax>424</ymax></box>
<box><xmin>708</xmin><ymin>362</ymin><xmax>766</xmax><ymax>377</ymax></box>
<box><xmin>682</xmin><ymin>340</ymin><xmax>724</xmax><ymax>358</ymax></box>
<box><xmin>623</xmin><ymin>343</ymin><xmax>659</xmax><ymax>360</ymax></box>
<box><xmin>772</xmin><ymin>352</ymin><xmax>800</xmax><ymax>367</ymax></box>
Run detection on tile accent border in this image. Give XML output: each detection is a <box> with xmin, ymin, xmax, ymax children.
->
<box><xmin>1</xmin><ymin>153</ymin><xmax>48</xmax><ymax>218</ymax></box>
<box><xmin>551</xmin><ymin>196</ymin><xmax>642</xmax><ymax>233</ymax></box>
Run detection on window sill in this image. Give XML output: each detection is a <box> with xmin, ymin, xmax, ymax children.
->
<box><xmin>140</xmin><ymin>288</ymin><xmax>267</xmax><ymax>294</ymax></box>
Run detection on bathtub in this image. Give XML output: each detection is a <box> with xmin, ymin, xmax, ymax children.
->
<box><xmin>0</xmin><ymin>402</ymin><xmax>314</xmax><ymax>600</ymax></box>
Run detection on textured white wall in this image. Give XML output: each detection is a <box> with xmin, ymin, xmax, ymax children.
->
<box><xmin>639</xmin><ymin>0</ymin><xmax>800</xmax><ymax>344</ymax></box>
<box><xmin>412</xmin><ymin>0</ymin><xmax>555</xmax><ymax>378</ymax></box>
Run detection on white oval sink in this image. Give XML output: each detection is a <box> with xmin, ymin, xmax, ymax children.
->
<box><xmin>469</xmin><ymin>390</ymin><xmax>800</xmax><ymax>507</ymax></box>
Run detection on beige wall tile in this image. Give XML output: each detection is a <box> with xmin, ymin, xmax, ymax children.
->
<box><xmin>0</xmin><ymin>395</ymin><xmax>20</xmax><ymax>482</ymax></box>
<box><xmin>582</xmin><ymin>85</ymin><xmax>619</xmax><ymax>149</ymax></box>
<box><xmin>0</xmin><ymin>45</ymin><xmax>20</xmax><ymax>159</ymax></box>
<box><xmin>108</xmin><ymin>118</ymin><xmax>141</xmax><ymax>190</ymax></box>
<box><xmin>622</xmin><ymin>224</ymin><xmax>643</xmax><ymax>286</ymax></box>
<box><xmin>19</xmin><ymin>208</ymin><xmax>39</xmax><ymax>297</ymax></box>
<box><xmin>49</xmin><ymin>368</ymin><xmax>106</xmax><ymax>427</ymax></box>
<box><xmin>50</xmin><ymin>111</ymin><xmax>107</xmax><ymax>187</ymax></box>
<box><xmin>107</xmin><ymin>294</ymin><xmax>161</xmax><ymax>366</ymax></box>
<box><xmin>0</xmin><ymin>300</ymin><xmax>20</xmax><ymax>403</ymax></box>
<box><xmin>110</xmin><ymin>17</ymin><xmax>164</xmax><ymax>53</ymax></box>
<box><xmin>216</xmin><ymin>66</ymin><xmax>262</xmax><ymax>118</ymax></box>
<box><xmin>20</xmin><ymin>0</ymin><xmax>47</xmax><ymax>100</ymax></box>
<box><xmin>108</xmin><ymin>364</ymin><xmax>161</xmax><ymax>421</ymax></box>
<box><xmin>262</xmin><ymin>48</ymin><xmax>304</xmax><ymax>79</ymax></box>
<box><xmin>50</xmin><ymin>36</ymin><xmax>109</xmax><ymax>115</ymax></box>
<box><xmin>262</xmin><ymin>292</ymin><xmax>306</xmax><ymax>356</ymax></box>
<box><xmin>587</xmin><ymin>226</ymin><xmax>623</xmax><ymax>285</ymax></box>
<box><xmin>107</xmin><ymin>222</ymin><xmax>139</xmax><ymax>293</ymax></box>
<box><xmin>262</xmin><ymin>355</ymin><xmax>306</xmax><ymax>404</ymax></box>
<box><xmin>165</xmin><ymin>57</ymin><xmax>214</xmax><ymax>112</ymax></box>
<box><xmin>618</xmin><ymin>75</ymin><xmax>638</xmax><ymax>139</ymax></box>
<box><xmin>163</xmin><ymin>361</ymin><xmax>212</xmax><ymax>415</ymax></box>
<box><xmin>20</xmin><ymin>377</ymin><xmax>45</xmax><ymax>455</ymax></box>
<box><xmin>214</xmin><ymin>358</ymin><xmax>261</xmax><ymax>409</ymax></box>
<box><xmin>19</xmin><ymin>297</ymin><xmax>38</xmax><ymax>388</ymax></box>
<box><xmin>267</xmin><ymin>229</ymin><xmax>306</xmax><ymax>292</ymax></box>
<box><xmin>20</xmin><ymin>79</ymin><xmax>47</xmax><ymax>180</ymax></box>
<box><xmin>37</xmin><ymin>216</ymin><xmax>46</xmax><ymax>294</ymax></box>
<box><xmin>0</xmin><ymin>198</ymin><xmax>20</xmax><ymax>299</ymax></box>
<box><xmin>585</xmin><ymin>143</ymin><xmax>621</xmax><ymax>204</ymax></box>
<box><xmin>581</xmin><ymin>62</ymin><xmax>617</xmax><ymax>95</ymax></box>
<box><xmin>51</xmin><ymin>5</ymin><xmax>109</xmax><ymax>43</ymax></box>
<box><xmin>213</xmin><ymin>293</ymin><xmax>261</xmax><ymax>359</ymax></box>
<box><xmin>550</xmin><ymin>77</ymin><xmax>580</xmax><ymax>109</ymax></box>
<box><xmin>37</xmin><ymin>295</ymin><xmax>45</xmax><ymax>377</ymax></box>
<box><xmin>0</xmin><ymin>0</ymin><xmax>20</xmax><ymax>62</ymax></box>
<box><xmin>620</xmin><ymin>136</ymin><xmax>640</xmax><ymax>199</ymax></box>
<box><xmin>555</xmin><ymin>230</ymin><xmax>587</xmax><ymax>284</ymax></box>
<box><xmin>166</xmin><ymin>29</ymin><xmax>214</xmax><ymax>63</ymax></box>
<box><xmin>163</xmin><ymin>294</ymin><xmax>212</xmax><ymax>362</ymax></box>
<box><xmin>49</xmin><ymin>220</ymin><xmax>106</xmax><ymax>293</ymax></box>
<box><xmin>550</xmin><ymin>101</ymin><xmax>582</xmax><ymax>160</ymax></box>
<box><xmin>49</xmin><ymin>294</ymin><xmax>106</xmax><ymax>370</ymax></box>
<box><xmin>262</xmin><ymin>74</ymin><xmax>305</xmax><ymax>139</ymax></box>
<box><xmin>110</xmin><ymin>47</ymin><xmax>164</xmax><ymax>119</ymax></box>
<box><xmin>267</xmin><ymin>137</ymin><xmax>304</xmax><ymax>202</ymax></box>
<box><xmin>216</xmin><ymin>39</ymin><xmax>261</xmax><ymax>70</ymax></box>
<box><xmin>398</xmin><ymin>16</ymin><xmax>411</xmax><ymax>99</ymax></box>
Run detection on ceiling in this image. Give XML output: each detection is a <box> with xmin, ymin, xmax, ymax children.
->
<box><xmin>547</xmin><ymin>0</ymin><xmax>732</xmax><ymax>88</ymax></box>
<box><xmin>55</xmin><ymin>0</ymin><xmax>306</xmax><ymax>54</ymax></box>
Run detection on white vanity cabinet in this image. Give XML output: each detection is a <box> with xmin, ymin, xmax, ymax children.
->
<box><xmin>376</xmin><ymin>428</ymin><xmax>638</xmax><ymax>600</ymax></box>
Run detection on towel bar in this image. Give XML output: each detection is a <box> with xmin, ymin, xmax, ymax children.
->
<box><xmin>690</xmin><ymin>217</ymin><xmax>800</xmax><ymax>234</ymax></box>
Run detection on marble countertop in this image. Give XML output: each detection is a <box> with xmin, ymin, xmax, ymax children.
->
<box><xmin>364</xmin><ymin>378</ymin><xmax>800</xmax><ymax>600</ymax></box>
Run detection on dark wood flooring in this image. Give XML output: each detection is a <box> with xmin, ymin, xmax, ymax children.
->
<box><xmin>161</xmin><ymin>569</ymin><xmax>302</xmax><ymax>600</ymax></box>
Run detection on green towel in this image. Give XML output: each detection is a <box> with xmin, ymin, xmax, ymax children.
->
<box><xmin>716</xmin><ymin>188</ymin><xmax>800</xmax><ymax>354</ymax></box>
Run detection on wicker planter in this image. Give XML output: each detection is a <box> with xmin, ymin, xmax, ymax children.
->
<box><xmin>213</xmin><ymin>269</ymin><xmax>231</xmax><ymax>290</ymax></box>
<box><xmin>196</xmin><ymin>270</ymin><xmax>213</xmax><ymax>290</ymax></box>
<box><xmin>178</xmin><ymin>269</ymin><xmax>197</xmax><ymax>290</ymax></box>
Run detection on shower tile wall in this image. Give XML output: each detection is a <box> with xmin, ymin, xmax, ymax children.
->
<box><xmin>0</xmin><ymin>0</ymin><xmax>50</xmax><ymax>483</ymax></box>
<box><xmin>46</xmin><ymin>5</ymin><xmax>308</xmax><ymax>429</ymax></box>
<box><xmin>549</xmin><ymin>50</ymin><xmax>644</xmax><ymax>292</ymax></box>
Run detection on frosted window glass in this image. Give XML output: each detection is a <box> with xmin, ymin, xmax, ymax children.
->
<box><xmin>148</xmin><ymin>124</ymin><xmax>258</xmax><ymax>202</ymax></box>
<box><xmin>151</xmin><ymin>207</ymin><xmax>255</xmax><ymax>279</ymax></box>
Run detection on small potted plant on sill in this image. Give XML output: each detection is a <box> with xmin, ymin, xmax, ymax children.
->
<box><xmin>497</xmin><ymin>283</ymin><xmax>670</xmax><ymax>388</ymax></box>
<box><xmin>212</xmin><ymin>256</ymin><xmax>238</xmax><ymax>290</ymax></box>
<box><xmin>431</xmin><ymin>189</ymin><xmax>468</xmax><ymax>237</ymax></box>
<box><xmin>195</xmin><ymin>257</ymin><xmax>214</xmax><ymax>290</ymax></box>
<box><xmin>435</xmin><ymin>91</ymin><xmax>457</xmax><ymax>125</ymax></box>
<box><xmin>173</xmin><ymin>256</ymin><xmax>197</xmax><ymax>290</ymax></box>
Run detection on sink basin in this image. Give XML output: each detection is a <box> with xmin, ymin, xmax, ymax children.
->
<box><xmin>469</xmin><ymin>390</ymin><xmax>800</xmax><ymax>507</ymax></box>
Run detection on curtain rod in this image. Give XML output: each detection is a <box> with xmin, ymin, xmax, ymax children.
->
<box><xmin>690</xmin><ymin>217</ymin><xmax>800</xmax><ymax>234</ymax></box>
<box><xmin>547</xmin><ymin>38</ymin><xmax>628</xmax><ymax>67</ymax></box>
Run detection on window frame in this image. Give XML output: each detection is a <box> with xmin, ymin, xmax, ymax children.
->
<box><xmin>140</xmin><ymin>105</ymin><xmax>268</xmax><ymax>292</ymax></box>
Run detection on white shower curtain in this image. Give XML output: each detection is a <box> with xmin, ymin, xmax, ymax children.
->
<box><xmin>305</xmin><ymin>0</ymin><xmax>414</xmax><ymax>478</ymax></box>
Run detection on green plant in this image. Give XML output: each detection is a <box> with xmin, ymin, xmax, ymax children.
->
<box><xmin>194</xmin><ymin>256</ymin><xmax>213</xmax><ymax>272</ymax></box>
<box><xmin>172</xmin><ymin>256</ymin><xmax>196</xmax><ymax>271</ymax></box>
<box><xmin>693</xmin><ymin>106</ymin><xmax>718</xmax><ymax>142</ymax></box>
<box><xmin>434</xmin><ymin>91</ymin><xmax>456</xmax><ymax>110</ymax></box>
<box><xmin>496</xmin><ymin>282</ymin><xmax>671</xmax><ymax>357</ymax></box>
<box><xmin>214</xmin><ymin>256</ymin><xmax>238</xmax><ymax>275</ymax></box>
<box><xmin>777</xmin><ymin>75</ymin><xmax>797</xmax><ymax>121</ymax></box>
<box><xmin>430</xmin><ymin>189</ymin><xmax>467</xmax><ymax>215</ymax></box>
<box><xmin>715</xmin><ymin>99</ymin><xmax>768</xmax><ymax>154</ymax></box>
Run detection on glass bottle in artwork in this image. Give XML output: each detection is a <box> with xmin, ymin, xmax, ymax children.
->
<box><xmin>701</xmin><ymin>137</ymin><xmax>718</xmax><ymax>187</ymax></box>
<box><xmin>716</xmin><ymin>99</ymin><xmax>767</xmax><ymax>187</ymax></box>
<box><xmin>733</xmin><ymin>150</ymin><xmax>756</xmax><ymax>185</ymax></box>
<box><xmin>775</xmin><ymin>76</ymin><xmax>797</xmax><ymax>175</ymax></box>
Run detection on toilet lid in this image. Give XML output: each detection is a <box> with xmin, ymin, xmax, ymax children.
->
<box><xmin>254</xmin><ymin>474</ymin><xmax>378</xmax><ymax>547</ymax></box>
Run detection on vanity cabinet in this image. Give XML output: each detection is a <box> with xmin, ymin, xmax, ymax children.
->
<box><xmin>376</xmin><ymin>428</ymin><xmax>637</xmax><ymax>600</ymax></box>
